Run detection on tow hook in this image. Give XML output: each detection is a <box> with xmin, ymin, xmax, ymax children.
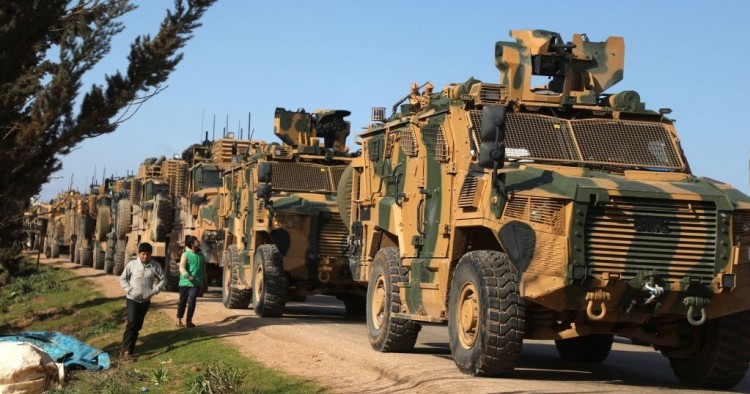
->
<box><xmin>585</xmin><ymin>290</ymin><xmax>611</xmax><ymax>321</ymax></box>
<box><xmin>643</xmin><ymin>280</ymin><xmax>664</xmax><ymax>305</ymax></box>
<box><xmin>318</xmin><ymin>256</ymin><xmax>332</xmax><ymax>283</ymax></box>
<box><xmin>683</xmin><ymin>296</ymin><xmax>710</xmax><ymax>326</ymax></box>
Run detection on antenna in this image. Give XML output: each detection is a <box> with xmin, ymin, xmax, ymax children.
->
<box><xmin>248</xmin><ymin>112</ymin><xmax>251</xmax><ymax>140</ymax></box>
<box><xmin>238</xmin><ymin>120</ymin><xmax>241</xmax><ymax>138</ymax></box>
<box><xmin>68</xmin><ymin>173</ymin><xmax>74</xmax><ymax>192</ymax></box>
<box><xmin>225</xmin><ymin>114</ymin><xmax>229</xmax><ymax>138</ymax></box>
<box><xmin>102</xmin><ymin>166</ymin><xmax>106</xmax><ymax>186</ymax></box>
<box><xmin>201</xmin><ymin>108</ymin><xmax>205</xmax><ymax>141</ymax></box>
<box><xmin>212</xmin><ymin>114</ymin><xmax>216</xmax><ymax>141</ymax></box>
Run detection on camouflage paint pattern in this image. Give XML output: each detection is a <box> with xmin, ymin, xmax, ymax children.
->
<box><xmin>349</xmin><ymin>30</ymin><xmax>750</xmax><ymax>349</ymax></box>
<box><xmin>218</xmin><ymin>107</ymin><xmax>362</xmax><ymax>301</ymax></box>
<box><xmin>125</xmin><ymin>157</ymin><xmax>186</xmax><ymax>261</ymax></box>
<box><xmin>169</xmin><ymin>137</ymin><xmax>263</xmax><ymax>284</ymax></box>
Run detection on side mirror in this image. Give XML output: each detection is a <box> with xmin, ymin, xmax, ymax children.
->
<box><xmin>480</xmin><ymin>105</ymin><xmax>506</xmax><ymax>142</ymax></box>
<box><xmin>478</xmin><ymin>141</ymin><xmax>506</xmax><ymax>170</ymax></box>
<box><xmin>256</xmin><ymin>184</ymin><xmax>271</xmax><ymax>200</ymax></box>
<box><xmin>257</xmin><ymin>162</ymin><xmax>272</xmax><ymax>184</ymax></box>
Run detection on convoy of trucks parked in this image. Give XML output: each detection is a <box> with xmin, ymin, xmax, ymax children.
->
<box><xmin>24</xmin><ymin>30</ymin><xmax>750</xmax><ymax>389</ymax></box>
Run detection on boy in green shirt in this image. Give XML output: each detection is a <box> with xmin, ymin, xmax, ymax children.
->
<box><xmin>176</xmin><ymin>235</ymin><xmax>206</xmax><ymax>327</ymax></box>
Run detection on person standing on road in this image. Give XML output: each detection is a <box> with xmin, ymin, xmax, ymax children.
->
<box><xmin>176</xmin><ymin>235</ymin><xmax>206</xmax><ymax>328</ymax></box>
<box><xmin>118</xmin><ymin>242</ymin><xmax>166</xmax><ymax>360</ymax></box>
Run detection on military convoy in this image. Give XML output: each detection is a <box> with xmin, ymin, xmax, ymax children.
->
<box><xmin>32</xmin><ymin>29</ymin><xmax>750</xmax><ymax>389</ymax></box>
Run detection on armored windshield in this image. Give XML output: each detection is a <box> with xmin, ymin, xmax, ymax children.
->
<box><xmin>469</xmin><ymin>111</ymin><xmax>685</xmax><ymax>170</ymax></box>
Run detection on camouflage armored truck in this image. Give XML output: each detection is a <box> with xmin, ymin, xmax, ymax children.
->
<box><xmin>118</xmin><ymin>157</ymin><xmax>186</xmax><ymax>275</ymax></box>
<box><xmin>44</xmin><ymin>191</ymin><xmax>84</xmax><ymax>259</ymax></box>
<box><xmin>72</xmin><ymin>185</ymin><xmax>99</xmax><ymax>268</ymax></box>
<box><xmin>344</xmin><ymin>30</ymin><xmax>750</xmax><ymax>388</ymax></box>
<box><xmin>220</xmin><ymin>107</ymin><xmax>363</xmax><ymax>316</ymax></box>
<box><xmin>102</xmin><ymin>176</ymin><xmax>133</xmax><ymax>274</ymax></box>
<box><xmin>89</xmin><ymin>176</ymin><xmax>132</xmax><ymax>273</ymax></box>
<box><xmin>23</xmin><ymin>202</ymin><xmax>50</xmax><ymax>252</ymax></box>
<box><xmin>166</xmin><ymin>135</ymin><xmax>256</xmax><ymax>291</ymax></box>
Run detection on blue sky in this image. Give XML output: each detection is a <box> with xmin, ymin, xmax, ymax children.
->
<box><xmin>40</xmin><ymin>0</ymin><xmax>750</xmax><ymax>200</ymax></box>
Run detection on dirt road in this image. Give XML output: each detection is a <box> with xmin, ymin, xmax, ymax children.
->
<box><xmin>45</xmin><ymin>257</ymin><xmax>749</xmax><ymax>393</ymax></box>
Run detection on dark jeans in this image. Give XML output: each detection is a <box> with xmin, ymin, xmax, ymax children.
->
<box><xmin>122</xmin><ymin>298</ymin><xmax>150</xmax><ymax>355</ymax></box>
<box><xmin>177</xmin><ymin>286</ymin><xmax>200</xmax><ymax>323</ymax></box>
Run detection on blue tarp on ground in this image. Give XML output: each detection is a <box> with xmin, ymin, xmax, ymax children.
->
<box><xmin>0</xmin><ymin>331</ymin><xmax>110</xmax><ymax>371</ymax></box>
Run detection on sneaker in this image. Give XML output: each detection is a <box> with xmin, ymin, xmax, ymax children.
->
<box><xmin>186</xmin><ymin>322</ymin><xmax>195</xmax><ymax>328</ymax></box>
<box><xmin>176</xmin><ymin>319</ymin><xmax>184</xmax><ymax>327</ymax></box>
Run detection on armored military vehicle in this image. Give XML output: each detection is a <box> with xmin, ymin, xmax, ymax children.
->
<box><xmin>344</xmin><ymin>30</ymin><xmax>750</xmax><ymax>388</ymax></box>
<box><xmin>118</xmin><ymin>157</ymin><xmax>186</xmax><ymax>275</ymax></box>
<box><xmin>44</xmin><ymin>191</ymin><xmax>84</xmax><ymax>259</ymax></box>
<box><xmin>166</xmin><ymin>134</ymin><xmax>256</xmax><ymax>291</ymax></box>
<box><xmin>72</xmin><ymin>184</ymin><xmax>100</xmax><ymax>267</ymax></box>
<box><xmin>23</xmin><ymin>202</ymin><xmax>50</xmax><ymax>252</ymax></box>
<box><xmin>99</xmin><ymin>176</ymin><xmax>133</xmax><ymax>274</ymax></box>
<box><xmin>220</xmin><ymin>108</ymin><xmax>363</xmax><ymax>316</ymax></box>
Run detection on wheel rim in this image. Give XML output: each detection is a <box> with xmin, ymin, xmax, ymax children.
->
<box><xmin>254</xmin><ymin>263</ymin><xmax>264</xmax><ymax>301</ymax></box>
<box><xmin>457</xmin><ymin>282</ymin><xmax>479</xmax><ymax>349</ymax></box>
<box><xmin>371</xmin><ymin>273</ymin><xmax>386</xmax><ymax>330</ymax></box>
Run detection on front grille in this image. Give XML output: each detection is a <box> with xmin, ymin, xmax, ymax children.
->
<box><xmin>585</xmin><ymin>198</ymin><xmax>717</xmax><ymax>283</ymax></box>
<box><xmin>504</xmin><ymin>196</ymin><xmax>566</xmax><ymax>232</ymax></box>
<box><xmin>318</xmin><ymin>213</ymin><xmax>348</xmax><ymax>261</ymax></box>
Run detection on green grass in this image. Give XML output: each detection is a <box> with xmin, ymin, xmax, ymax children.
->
<box><xmin>1</xmin><ymin>259</ymin><xmax>325</xmax><ymax>394</ymax></box>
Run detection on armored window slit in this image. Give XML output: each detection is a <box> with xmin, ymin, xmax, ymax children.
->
<box><xmin>398</xmin><ymin>128</ymin><xmax>418</xmax><ymax>157</ymax></box>
<box><xmin>421</xmin><ymin>123</ymin><xmax>449</xmax><ymax>162</ymax></box>
<box><xmin>468</xmin><ymin>110</ymin><xmax>684</xmax><ymax>169</ymax></box>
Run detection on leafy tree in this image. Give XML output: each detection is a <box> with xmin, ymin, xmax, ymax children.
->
<box><xmin>0</xmin><ymin>0</ymin><xmax>217</xmax><ymax>280</ymax></box>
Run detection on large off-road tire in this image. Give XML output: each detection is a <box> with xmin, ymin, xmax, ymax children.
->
<box><xmin>116</xmin><ymin>199</ymin><xmax>132</xmax><ymax>239</ymax></box>
<box><xmin>448</xmin><ymin>250</ymin><xmax>525</xmax><ymax>376</ymax></box>
<box><xmin>104</xmin><ymin>234</ymin><xmax>115</xmax><ymax>274</ymax></box>
<box><xmin>71</xmin><ymin>237</ymin><xmax>79</xmax><ymax>263</ymax></box>
<box><xmin>113</xmin><ymin>239</ymin><xmax>127</xmax><ymax>276</ymax></box>
<box><xmin>80</xmin><ymin>242</ymin><xmax>93</xmax><ymax>267</ymax></box>
<box><xmin>252</xmin><ymin>244</ymin><xmax>287</xmax><ymax>317</ymax></box>
<box><xmin>95</xmin><ymin>206</ymin><xmax>111</xmax><ymax>241</ymax></box>
<box><xmin>555</xmin><ymin>334</ymin><xmax>614</xmax><ymax>363</ymax></box>
<box><xmin>336</xmin><ymin>164</ymin><xmax>353</xmax><ymax>233</ymax></box>
<box><xmin>94</xmin><ymin>242</ymin><xmax>105</xmax><ymax>270</ymax></box>
<box><xmin>44</xmin><ymin>238</ymin><xmax>51</xmax><ymax>259</ymax></box>
<box><xmin>50</xmin><ymin>242</ymin><xmax>60</xmax><ymax>259</ymax></box>
<box><xmin>666</xmin><ymin>310</ymin><xmax>750</xmax><ymax>388</ymax></box>
<box><xmin>366</xmin><ymin>247</ymin><xmax>421</xmax><ymax>352</ymax></box>
<box><xmin>151</xmin><ymin>194</ymin><xmax>173</xmax><ymax>242</ymax></box>
<box><xmin>223</xmin><ymin>246</ymin><xmax>251</xmax><ymax>309</ymax></box>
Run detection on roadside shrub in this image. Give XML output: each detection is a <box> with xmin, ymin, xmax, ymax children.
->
<box><xmin>185</xmin><ymin>361</ymin><xmax>247</xmax><ymax>394</ymax></box>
